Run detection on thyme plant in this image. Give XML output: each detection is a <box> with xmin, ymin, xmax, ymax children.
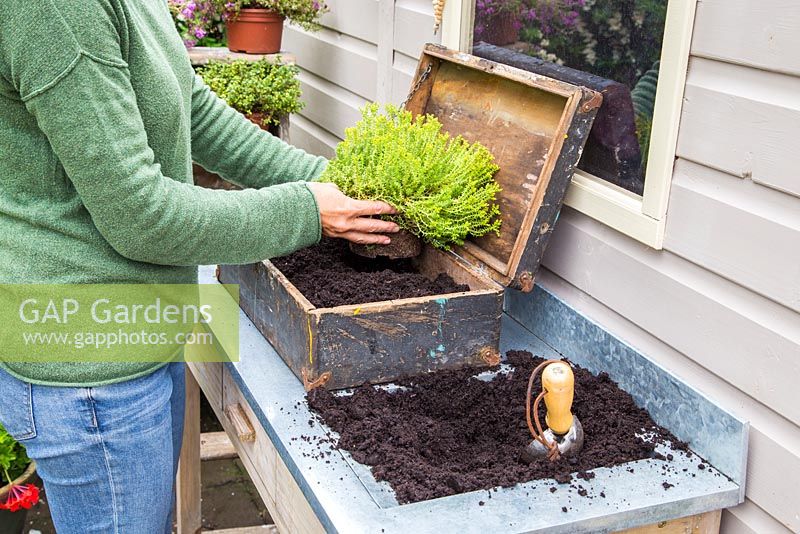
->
<box><xmin>321</xmin><ymin>104</ymin><xmax>501</xmax><ymax>249</ymax></box>
<box><xmin>197</xmin><ymin>59</ymin><xmax>303</xmax><ymax>126</ymax></box>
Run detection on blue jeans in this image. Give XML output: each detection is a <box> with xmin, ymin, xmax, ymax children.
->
<box><xmin>0</xmin><ymin>363</ymin><xmax>185</xmax><ymax>534</ymax></box>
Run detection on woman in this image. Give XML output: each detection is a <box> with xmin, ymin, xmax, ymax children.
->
<box><xmin>0</xmin><ymin>0</ymin><xmax>398</xmax><ymax>532</ymax></box>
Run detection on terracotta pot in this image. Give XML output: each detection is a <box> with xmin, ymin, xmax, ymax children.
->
<box><xmin>226</xmin><ymin>8</ymin><xmax>285</xmax><ymax>54</ymax></box>
<box><xmin>245</xmin><ymin>111</ymin><xmax>272</xmax><ymax>130</ymax></box>
<box><xmin>0</xmin><ymin>462</ymin><xmax>37</xmax><ymax>534</ymax></box>
<box><xmin>481</xmin><ymin>12</ymin><xmax>520</xmax><ymax>46</ymax></box>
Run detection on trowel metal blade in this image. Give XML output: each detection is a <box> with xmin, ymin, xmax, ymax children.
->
<box><xmin>521</xmin><ymin>416</ymin><xmax>584</xmax><ymax>464</ymax></box>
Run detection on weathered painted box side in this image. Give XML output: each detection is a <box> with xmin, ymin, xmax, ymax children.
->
<box><xmin>219</xmin><ymin>260</ymin><xmax>503</xmax><ymax>390</ymax></box>
<box><xmin>313</xmin><ymin>290</ymin><xmax>503</xmax><ymax>388</ymax></box>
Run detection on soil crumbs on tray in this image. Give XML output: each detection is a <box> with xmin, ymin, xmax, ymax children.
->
<box><xmin>271</xmin><ymin>238</ymin><xmax>469</xmax><ymax>308</ymax></box>
<box><xmin>307</xmin><ymin>351</ymin><xmax>688</xmax><ymax>504</ymax></box>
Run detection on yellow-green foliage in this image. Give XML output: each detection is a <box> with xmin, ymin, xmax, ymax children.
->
<box><xmin>321</xmin><ymin>104</ymin><xmax>502</xmax><ymax>249</ymax></box>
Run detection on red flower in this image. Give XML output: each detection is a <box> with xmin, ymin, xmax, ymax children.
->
<box><xmin>0</xmin><ymin>484</ymin><xmax>40</xmax><ymax>512</ymax></box>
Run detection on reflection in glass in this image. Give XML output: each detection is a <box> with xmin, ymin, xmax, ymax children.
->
<box><xmin>473</xmin><ymin>0</ymin><xmax>668</xmax><ymax>194</ymax></box>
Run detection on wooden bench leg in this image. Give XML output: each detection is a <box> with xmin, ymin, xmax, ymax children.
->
<box><xmin>177</xmin><ymin>367</ymin><xmax>202</xmax><ymax>534</ymax></box>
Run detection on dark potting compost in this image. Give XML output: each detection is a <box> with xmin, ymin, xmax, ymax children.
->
<box><xmin>307</xmin><ymin>351</ymin><xmax>690</xmax><ymax>504</ymax></box>
<box><xmin>271</xmin><ymin>238</ymin><xmax>469</xmax><ymax>308</ymax></box>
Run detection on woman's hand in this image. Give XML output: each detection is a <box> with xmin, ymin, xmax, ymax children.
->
<box><xmin>307</xmin><ymin>182</ymin><xmax>400</xmax><ymax>245</ymax></box>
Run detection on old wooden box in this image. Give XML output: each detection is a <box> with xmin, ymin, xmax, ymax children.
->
<box><xmin>218</xmin><ymin>44</ymin><xmax>601</xmax><ymax>390</ymax></box>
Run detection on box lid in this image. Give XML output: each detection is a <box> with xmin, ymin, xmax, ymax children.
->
<box><xmin>404</xmin><ymin>44</ymin><xmax>602</xmax><ymax>292</ymax></box>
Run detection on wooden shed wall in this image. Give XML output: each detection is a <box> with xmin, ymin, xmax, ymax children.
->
<box><xmin>539</xmin><ymin>1</ymin><xmax>800</xmax><ymax>531</ymax></box>
<box><xmin>284</xmin><ymin>1</ymin><xmax>800</xmax><ymax>532</ymax></box>
<box><xmin>282</xmin><ymin>0</ymin><xmax>439</xmax><ymax>156</ymax></box>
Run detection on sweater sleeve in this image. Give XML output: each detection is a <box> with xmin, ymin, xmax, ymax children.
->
<box><xmin>190</xmin><ymin>74</ymin><xmax>328</xmax><ymax>188</ymax></box>
<box><xmin>25</xmin><ymin>55</ymin><xmax>322</xmax><ymax>266</ymax></box>
<box><xmin>3</xmin><ymin>2</ymin><xmax>322</xmax><ymax>266</ymax></box>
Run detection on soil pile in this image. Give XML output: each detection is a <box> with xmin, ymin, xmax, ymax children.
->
<box><xmin>307</xmin><ymin>351</ymin><xmax>686</xmax><ymax>504</ymax></box>
<box><xmin>271</xmin><ymin>238</ymin><xmax>469</xmax><ymax>308</ymax></box>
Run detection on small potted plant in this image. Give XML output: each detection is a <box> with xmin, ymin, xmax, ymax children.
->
<box><xmin>221</xmin><ymin>0</ymin><xmax>329</xmax><ymax>54</ymax></box>
<box><xmin>320</xmin><ymin>104</ymin><xmax>502</xmax><ymax>258</ymax></box>
<box><xmin>474</xmin><ymin>0</ymin><xmax>527</xmax><ymax>46</ymax></box>
<box><xmin>197</xmin><ymin>58</ymin><xmax>304</xmax><ymax>128</ymax></box>
<box><xmin>194</xmin><ymin>58</ymin><xmax>304</xmax><ymax>188</ymax></box>
<box><xmin>0</xmin><ymin>425</ymin><xmax>40</xmax><ymax>534</ymax></box>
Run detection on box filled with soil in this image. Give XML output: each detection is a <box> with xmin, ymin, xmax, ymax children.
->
<box><xmin>270</xmin><ymin>238</ymin><xmax>471</xmax><ymax>308</ymax></box>
<box><xmin>307</xmin><ymin>350</ymin><xmax>697</xmax><ymax>505</ymax></box>
<box><xmin>219</xmin><ymin>237</ymin><xmax>505</xmax><ymax>390</ymax></box>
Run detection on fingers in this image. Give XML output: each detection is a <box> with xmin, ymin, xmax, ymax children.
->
<box><xmin>323</xmin><ymin>216</ymin><xmax>398</xmax><ymax>242</ymax></box>
<box><xmin>308</xmin><ymin>182</ymin><xmax>400</xmax><ymax>245</ymax></box>
<box><xmin>348</xmin><ymin>217</ymin><xmax>400</xmax><ymax>235</ymax></box>
<box><xmin>337</xmin><ymin>231</ymin><xmax>393</xmax><ymax>245</ymax></box>
<box><xmin>351</xmin><ymin>199</ymin><xmax>398</xmax><ymax>216</ymax></box>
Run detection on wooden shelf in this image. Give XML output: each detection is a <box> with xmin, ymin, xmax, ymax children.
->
<box><xmin>200</xmin><ymin>431</ymin><xmax>238</xmax><ymax>462</ymax></box>
<box><xmin>187</xmin><ymin>47</ymin><xmax>296</xmax><ymax>67</ymax></box>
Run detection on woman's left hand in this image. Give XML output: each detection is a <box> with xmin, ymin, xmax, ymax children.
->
<box><xmin>306</xmin><ymin>182</ymin><xmax>400</xmax><ymax>245</ymax></box>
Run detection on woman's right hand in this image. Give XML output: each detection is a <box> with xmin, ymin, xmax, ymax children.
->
<box><xmin>306</xmin><ymin>182</ymin><xmax>400</xmax><ymax>245</ymax></box>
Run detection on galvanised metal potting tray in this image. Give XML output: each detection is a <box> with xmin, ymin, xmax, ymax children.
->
<box><xmin>200</xmin><ymin>265</ymin><xmax>747</xmax><ymax>533</ymax></box>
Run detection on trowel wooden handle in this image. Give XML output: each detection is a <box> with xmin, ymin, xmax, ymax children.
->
<box><xmin>542</xmin><ymin>362</ymin><xmax>575</xmax><ymax>435</ymax></box>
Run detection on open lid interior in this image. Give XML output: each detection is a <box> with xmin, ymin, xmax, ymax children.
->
<box><xmin>404</xmin><ymin>45</ymin><xmax>600</xmax><ymax>291</ymax></box>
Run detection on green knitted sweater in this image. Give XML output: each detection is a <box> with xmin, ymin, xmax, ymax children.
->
<box><xmin>0</xmin><ymin>0</ymin><xmax>327</xmax><ymax>386</ymax></box>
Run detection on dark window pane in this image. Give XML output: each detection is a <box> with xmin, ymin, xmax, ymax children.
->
<box><xmin>472</xmin><ymin>0</ymin><xmax>668</xmax><ymax>195</ymax></box>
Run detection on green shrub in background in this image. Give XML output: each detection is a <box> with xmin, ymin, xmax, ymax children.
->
<box><xmin>197</xmin><ymin>59</ymin><xmax>304</xmax><ymax>126</ymax></box>
<box><xmin>0</xmin><ymin>424</ymin><xmax>30</xmax><ymax>485</ymax></box>
<box><xmin>321</xmin><ymin>104</ymin><xmax>502</xmax><ymax>249</ymax></box>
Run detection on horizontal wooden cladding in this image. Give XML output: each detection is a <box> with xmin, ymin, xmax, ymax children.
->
<box><xmin>283</xmin><ymin>26</ymin><xmax>378</xmax><ymax>101</ymax></box>
<box><xmin>296</xmin><ymin>70</ymin><xmax>366</xmax><ymax>138</ymax></box>
<box><xmin>288</xmin><ymin>115</ymin><xmax>338</xmax><ymax>158</ymax></box>
<box><xmin>541</xmin><ymin>209</ymin><xmax>800</xmax><ymax>427</ymax></box>
<box><xmin>317</xmin><ymin>0</ymin><xmax>380</xmax><ymax>44</ymax></box>
<box><xmin>665</xmin><ymin>160</ymin><xmax>800</xmax><ymax>313</ymax></box>
<box><xmin>691</xmin><ymin>0</ymin><xmax>800</xmax><ymax>77</ymax></box>
<box><xmin>678</xmin><ymin>57</ymin><xmax>800</xmax><ymax>198</ymax></box>
<box><xmin>721</xmin><ymin>500</ymin><xmax>795</xmax><ymax>534</ymax></box>
<box><xmin>393</xmin><ymin>0</ymin><xmax>438</xmax><ymax>59</ymax></box>
<box><xmin>390</xmin><ymin>52</ymin><xmax>418</xmax><ymax>104</ymax></box>
<box><xmin>746</xmin><ymin>427</ymin><xmax>800</xmax><ymax>531</ymax></box>
<box><xmin>535</xmin><ymin>269</ymin><xmax>800</xmax><ymax>531</ymax></box>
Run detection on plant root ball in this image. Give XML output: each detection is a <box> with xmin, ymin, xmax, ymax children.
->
<box><xmin>349</xmin><ymin>229</ymin><xmax>422</xmax><ymax>259</ymax></box>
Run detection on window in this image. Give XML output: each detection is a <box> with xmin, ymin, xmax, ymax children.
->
<box><xmin>439</xmin><ymin>0</ymin><xmax>697</xmax><ymax>248</ymax></box>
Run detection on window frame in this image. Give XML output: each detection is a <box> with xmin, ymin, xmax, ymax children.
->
<box><xmin>440</xmin><ymin>0</ymin><xmax>698</xmax><ymax>248</ymax></box>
